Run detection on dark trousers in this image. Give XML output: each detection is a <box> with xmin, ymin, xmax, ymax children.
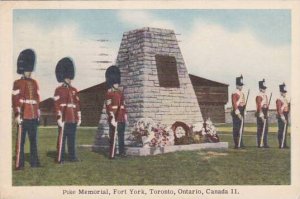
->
<box><xmin>232</xmin><ymin>108</ymin><xmax>245</xmax><ymax>148</ymax></box>
<box><xmin>109</xmin><ymin>122</ymin><xmax>126</xmax><ymax>157</ymax></box>
<box><xmin>257</xmin><ymin>117</ymin><xmax>269</xmax><ymax>147</ymax></box>
<box><xmin>18</xmin><ymin>119</ymin><xmax>39</xmax><ymax>168</ymax></box>
<box><xmin>58</xmin><ymin>123</ymin><xmax>77</xmax><ymax>161</ymax></box>
<box><xmin>278</xmin><ymin>114</ymin><xmax>288</xmax><ymax>148</ymax></box>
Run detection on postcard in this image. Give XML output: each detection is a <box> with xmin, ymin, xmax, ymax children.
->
<box><xmin>0</xmin><ymin>1</ymin><xmax>299</xmax><ymax>199</ymax></box>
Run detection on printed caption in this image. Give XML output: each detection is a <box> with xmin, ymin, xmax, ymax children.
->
<box><xmin>63</xmin><ymin>188</ymin><xmax>240</xmax><ymax>196</ymax></box>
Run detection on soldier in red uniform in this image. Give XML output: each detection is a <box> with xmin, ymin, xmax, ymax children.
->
<box><xmin>105</xmin><ymin>65</ymin><xmax>127</xmax><ymax>159</ymax></box>
<box><xmin>255</xmin><ymin>79</ymin><xmax>270</xmax><ymax>148</ymax></box>
<box><xmin>276</xmin><ymin>83</ymin><xmax>290</xmax><ymax>149</ymax></box>
<box><xmin>12</xmin><ymin>49</ymin><xmax>41</xmax><ymax>170</ymax></box>
<box><xmin>53</xmin><ymin>57</ymin><xmax>81</xmax><ymax>163</ymax></box>
<box><xmin>231</xmin><ymin>75</ymin><xmax>246</xmax><ymax>149</ymax></box>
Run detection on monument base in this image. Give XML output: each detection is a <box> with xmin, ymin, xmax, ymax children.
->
<box><xmin>86</xmin><ymin>142</ymin><xmax>228</xmax><ymax>156</ymax></box>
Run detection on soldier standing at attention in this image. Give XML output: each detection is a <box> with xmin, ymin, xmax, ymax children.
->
<box><xmin>255</xmin><ymin>79</ymin><xmax>270</xmax><ymax>148</ymax></box>
<box><xmin>12</xmin><ymin>49</ymin><xmax>41</xmax><ymax>170</ymax></box>
<box><xmin>54</xmin><ymin>57</ymin><xmax>81</xmax><ymax>163</ymax></box>
<box><xmin>276</xmin><ymin>83</ymin><xmax>290</xmax><ymax>149</ymax></box>
<box><xmin>231</xmin><ymin>75</ymin><xmax>246</xmax><ymax>149</ymax></box>
<box><xmin>105</xmin><ymin>65</ymin><xmax>127</xmax><ymax>159</ymax></box>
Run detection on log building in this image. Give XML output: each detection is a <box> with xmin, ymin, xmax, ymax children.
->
<box><xmin>189</xmin><ymin>74</ymin><xmax>228</xmax><ymax>123</ymax></box>
<box><xmin>39</xmin><ymin>74</ymin><xmax>228</xmax><ymax>126</ymax></box>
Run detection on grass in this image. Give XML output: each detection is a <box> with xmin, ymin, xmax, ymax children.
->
<box><xmin>12</xmin><ymin>124</ymin><xmax>290</xmax><ymax>186</ymax></box>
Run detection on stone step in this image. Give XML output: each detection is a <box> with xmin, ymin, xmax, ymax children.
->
<box><xmin>85</xmin><ymin>142</ymin><xmax>228</xmax><ymax>156</ymax></box>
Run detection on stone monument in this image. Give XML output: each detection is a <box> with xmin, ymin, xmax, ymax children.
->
<box><xmin>94</xmin><ymin>27</ymin><xmax>203</xmax><ymax>146</ymax></box>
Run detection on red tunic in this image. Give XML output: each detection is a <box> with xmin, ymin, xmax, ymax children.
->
<box><xmin>256</xmin><ymin>92</ymin><xmax>268</xmax><ymax>116</ymax></box>
<box><xmin>12</xmin><ymin>77</ymin><xmax>40</xmax><ymax>119</ymax></box>
<box><xmin>276</xmin><ymin>96</ymin><xmax>289</xmax><ymax>117</ymax></box>
<box><xmin>53</xmin><ymin>84</ymin><xmax>81</xmax><ymax>123</ymax></box>
<box><xmin>105</xmin><ymin>88</ymin><xmax>126</xmax><ymax>123</ymax></box>
<box><xmin>231</xmin><ymin>90</ymin><xmax>246</xmax><ymax>114</ymax></box>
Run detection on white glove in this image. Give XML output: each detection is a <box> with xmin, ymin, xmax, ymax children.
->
<box><xmin>235</xmin><ymin>109</ymin><xmax>240</xmax><ymax>115</ymax></box>
<box><xmin>259</xmin><ymin>113</ymin><xmax>264</xmax><ymax>121</ymax></box>
<box><xmin>281</xmin><ymin>115</ymin><xmax>286</xmax><ymax>123</ymax></box>
<box><xmin>109</xmin><ymin>112</ymin><xmax>117</xmax><ymax>127</ymax></box>
<box><xmin>111</xmin><ymin>118</ymin><xmax>117</xmax><ymax>127</ymax></box>
<box><xmin>15</xmin><ymin>115</ymin><xmax>22</xmax><ymax>125</ymax></box>
<box><xmin>57</xmin><ymin>117</ymin><xmax>64</xmax><ymax>127</ymax></box>
<box><xmin>77</xmin><ymin>119</ymin><xmax>81</xmax><ymax>127</ymax></box>
<box><xmin>237</xmin><ymin>113</ymin><xmax>242</xmax><ymax>120</ymax></box>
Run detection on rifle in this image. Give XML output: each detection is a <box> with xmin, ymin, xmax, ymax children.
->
<box><xmin>260</xmin><ymin>93</ymin><xmax>272</xmax><ymax>147</ymax></box>
<box><xmin>57</xmin><ymin>123</ymin><xmax>64</xmax><ymax>163</ymax></box>
<box><xmin>280</xmin><ymin>98</ymin><xmax>290</xmax><ymax>148</ymax></box>
<box><xmin>15</xmin><ymin>122</ymin><xmax>22</xmax><ymax>169</ymax></box>
<box><xmin>281</xmin><ymin>122</ymin><xmax>287</xmax><ymax>148</ymax></box>
<box><xmin>110</xmin><ymin>120</ymin><xmax>117</xmax><ymax>159</ymax></box>
<box><xmin>56</xmin><ymin>82</ymin><xmax>70</xmax><ymax>163</ymax></box>
<box><xmin>238</xmin><ymin>89</ymin><xmax>250</xmax><ymax>148</ymax></box>
<box><xmin>110</xmin><ymin>99</ymin><xmax>121</xmax><ymax>159</ymax></box>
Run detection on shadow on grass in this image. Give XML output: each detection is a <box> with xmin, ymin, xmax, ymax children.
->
<box><xmin>91</xmin><ymin>148</ymin><xmax>111</xmax><ymax>159</ymax></box>
<box><xmin>46</xmin><ymin>150</ymin><xmax>78</xmax><ymax>162</ymax></box>
<box><xmin>46</xmin><ymin>150</ymin><xmax>57</xmax><ymax>161</ymax></box>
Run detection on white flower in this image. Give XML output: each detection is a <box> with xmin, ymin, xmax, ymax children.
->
<box><xmin>175</xmin><ymin>126</ymin><xmax>185</xmax><ymax>138</ymax></box>
<box><xmin>191</xmin><ymin>122</ymin><xmax>203</xmax><ymax>133</ymax></box>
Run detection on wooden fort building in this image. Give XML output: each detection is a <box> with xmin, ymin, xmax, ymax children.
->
<box><xmin>39</xmin><ymin>75</ymin><xmax>228</xmax><ymax>126</ymax></box>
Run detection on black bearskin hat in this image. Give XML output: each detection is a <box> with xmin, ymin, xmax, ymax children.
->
<box><xmin>17</xmin><ymin>49</ymin><xmax>36</xmax><ymax>74</ymax></box>
<box><xmin>105</xmin><ymin>65</ymin><xmax>121</xmax><ymax>88</ymax></box>
<box><xmin>55</xmin><ymin>57</ymin><xmax>75</xmax><ymax>83</ymax></box>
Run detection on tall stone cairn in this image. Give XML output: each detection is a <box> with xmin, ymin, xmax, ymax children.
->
<box><xmin>95</xmin><ymin>27</ymin><xmax>203</xmax><ymax>146</ymax></box>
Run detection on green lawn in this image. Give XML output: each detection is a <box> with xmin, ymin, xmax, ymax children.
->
<box><xmin>12</xmin><ymin>124</ymin><xmax>290</xmax><ymax>186</ymax></box>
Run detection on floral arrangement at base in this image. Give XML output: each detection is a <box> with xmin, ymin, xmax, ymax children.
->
<box><xmin>128</xmin><ymin>118</ymin><xmax>220</xmax><ymax>147</ymax></box>
<box><xmin>129</xmin><ymin>118</ymin><xmax>174</xmax><ymax>148</ymax></box>
<box><xmin>171</xmin><ymin>121</ymin><xmax>192</xmax><ymax>145</ymax></box>
<box><xmin>191</xmin><ymin>118</ymin><xmax>220</xmax><ymax>143</ymax></box>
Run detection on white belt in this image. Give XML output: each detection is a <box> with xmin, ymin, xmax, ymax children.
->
<box><xmin>60</xmin><ymin>103</ymin><xmax>76</xmax><ymax>108</ymax></box>
<box><xmin>112</xmin><ymin>105</ymin><xmax>124</xmax><ymax>109</ymax></box>
<box><xmin>20</xmin><ymin>99</ymin><xmax>37</xmax><ymax>104</ymax></box>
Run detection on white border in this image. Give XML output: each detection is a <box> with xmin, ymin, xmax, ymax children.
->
<box><xmin>0</xmin><ymin>1</ymin><xmax>299</xmax><ymax>199</ymax></box>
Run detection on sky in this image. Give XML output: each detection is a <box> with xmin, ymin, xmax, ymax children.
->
<box><xmin>13</xmin><ymin>9</ymin><xmax>291</xmax><ymax>110</ymax></box>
